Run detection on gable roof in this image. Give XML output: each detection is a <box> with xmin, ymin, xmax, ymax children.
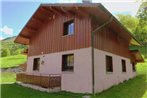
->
<box><xmin>14</xmin><ymin>3</ymin><xmax>142</xmax><ymax>46</ymax></box>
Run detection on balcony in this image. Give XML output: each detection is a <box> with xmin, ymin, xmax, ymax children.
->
<box><xmin>16</xmin><ymin>73</ymin><xmax>61</xmax><ymax>88</ymax></box>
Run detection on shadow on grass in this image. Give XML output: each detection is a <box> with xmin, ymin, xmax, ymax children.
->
<box><xmin>92</xmin><ymin>75</ymin><xmax>147</xmax><ymax>98</ymax></box>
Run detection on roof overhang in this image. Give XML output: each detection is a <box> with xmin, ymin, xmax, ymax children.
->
<box><xmin>130</xmin><ymin>50</ymin><xmax>144</xmax><ymax>63</ymax></box>
<box><xmin>14</xmin><ymin>3</ymin><xmax>142</xmax><ymax>46</ymax></box>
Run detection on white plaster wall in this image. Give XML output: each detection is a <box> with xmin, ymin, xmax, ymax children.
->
<box><xmin>26</xmin><ymin>47</ymin><xmax>136</xmax><ymax>93</ymax></box>
<box><xmin>94</xmin><ymin>48</ymin><xmax>136</xmax><ymax>93</ymax></box>
<box><xmin>26</xmin><ymin>47</ymin><xmax>92</xmax><ymax>93</ymax></box>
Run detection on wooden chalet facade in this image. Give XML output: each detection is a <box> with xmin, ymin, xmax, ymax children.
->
<box><xmin>15</xmin><ymin>3</ymin><xmax>144</xmax><ymax>94</ymax></box>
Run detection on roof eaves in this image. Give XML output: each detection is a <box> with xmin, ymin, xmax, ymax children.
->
<box><xmin>40</xmin><ymin>3</ymin><xmax>101</xmax><ymax>7</ymax></box>
<box><xmin>130</xmin><ymin>49</ymin><xmax>144</xmax><ymax>62</ymax></box>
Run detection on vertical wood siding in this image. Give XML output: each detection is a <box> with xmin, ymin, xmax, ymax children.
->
<box><xmin>93</xmin><ymin>27</ymin><xmax>130</xmax><ymax>58</ymax></box>
<box><xmin>28</xmin><ymin>15</ymin><xmax>91</xmax><ymax>56</ymax></box>
<box><xmin>28</xmin><ymin>14</ymin><xmax>130</xmax><ymax>58</ymax></box>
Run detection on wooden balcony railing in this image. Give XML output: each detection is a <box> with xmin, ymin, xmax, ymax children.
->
<box><xmin>16</xmin><ymin>73</ymin><xmax>61</xmax><ymax>88</ymax></box>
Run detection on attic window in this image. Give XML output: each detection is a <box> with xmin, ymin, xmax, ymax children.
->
<box><xmin>63</xmin><ymin>20</ymin><xmax>74</xmax><ymax>35</ymax></box>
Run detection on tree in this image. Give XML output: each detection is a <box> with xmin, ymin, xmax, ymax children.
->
<box><xmin>1</xmin><ymin>38</ymin><xmax>27</xmax><ymax>57</ymax></box>
<box><xmin>1</xmin><ymin>48</ymin><xmax>11</xmax><ymax>57</ymax></box>
<box><xmin>136</xmin><ymin>2</ymin><xmax>147</xmax><ymax>21</ymax></box>
<box><xmin>116</xmin><ymin>2</ymin><xmax>147</xmax><ymax>45</ymax></box>
<box><xmin>116</xmin><ymin>14</ymin><xmax>139</xmax><ymax>33</ymax></box>
<box><xmin>135</xmin><ymin>2</ymin><xmax>147</xmax><ymax>45</ymax></box>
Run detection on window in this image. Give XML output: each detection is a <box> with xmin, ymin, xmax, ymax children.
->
<box><xmin>106</xmin><ymin>55</ymin><xmax>113</xmax><ymax>72</ymax></box>
<box><xmin>121</xmin><ymin>59</ymin><xmax>126</xmax><ymax>72</ymax></box>
<box><xmin>132</xmin><ymin>62</ymin><xmax>136</xmax><ymax>72</ymax></box>
<box><xmin>33</xmin><ymin>58</ymin><xmax>40</xmax><ymax>71</ymax></box>
<box><xmin>62</xmin><ymin>54</ymin><xmax>74</xmax><ymax>71</ymax></box>
<box><xmin>63</xmin><ymin>20</ymin><xmax>74</xmax><ymax>35</ymax></box>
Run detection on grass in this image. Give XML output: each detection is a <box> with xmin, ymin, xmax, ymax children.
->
<box><xmin>0</xmin><ymin>72</ymin><xmax>16</xmax><ymax>84</ymax></box>
<box><xmin>1</xmin><ymin>84</ymin><xmax>84</xmax><ymax>98</ymax></box>
<box><xmin>1</xmin><ymin>58</ymin><xmax>147</xmax><ymax>98</ymax></box>
<box><xmin>0</xmin><ymin>55</ymin><xmax>27</xmax><ymax>68</ymax></box>
<box><xmin>92</xmin><ymin>75</ymin><xmax>147</xmax><ymax>98</ymax></box>
<box><xmin>136</xmin><ymin>61</ymin><xmax>147</xmax><ymax>75</ymax></box>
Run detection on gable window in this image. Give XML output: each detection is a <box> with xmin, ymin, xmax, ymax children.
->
<box><xmin>106</xmin><ymin>55</ymin><xmax>113</xmax><ymax>72</ymax></box>
<box><xmin>33</xmin><ymin>58</ymin><xmax>40</xmax><ymax>71</ymax></box>
<box><xmin>63</xmin><ymin>20</ymin><xmax>74</xmax><ymax>35</ymax></box>
<box><xmin>62</xmin><ymin>54</ymin><xmax>74</xmax><ymax>71</ymax></box>
<box><xmin>121</xmin><ymin>59</ymin><xmax>126</xmax><ymax>72</ymax></box>
<box><xmin>132</xmin><ymin>62</ymin><xmax>136</xmax><ymax>72</ymax></box>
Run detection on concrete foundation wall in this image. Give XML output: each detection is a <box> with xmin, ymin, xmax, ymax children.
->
<box><xmin>94</xmin><ymin>48</ymin><xmax>136</xmax><ymax>93</ymax></box>
<box><xmin>26</xmin><ymin>47</ymin><xmax>92</xmax><ymax>93</ymax></box>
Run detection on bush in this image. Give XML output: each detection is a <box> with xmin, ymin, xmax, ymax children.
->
<box><xmin>1</xmin><ymin>48</ymin><xmax>11</xmax><ymax>57</ymax></box>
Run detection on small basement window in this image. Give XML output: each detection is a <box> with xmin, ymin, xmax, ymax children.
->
<box><xmin>121</xmin><ymin>59</ymin><xmax>126</xmax><ymax>72</ymax></box>
<box><xmin>62</xmin><ymin>54</ymin><xmax>74</xmax><ymax>71</ymax></box>
<box><xmin>33</xmin><ymin>58</ymin><xmax>40</xmax><ymax>71</ymax></box>
<box><xmin>132</xmin><ymin>62</ymin><xmax>136</xmax><ymax>72</ymax></box>
<box><xmin>106</xmin><ymin>55</ymin><xmax>113</xmax><ymax>72</ymax></box>
<box><xmin>63</xmin><ymin>20</ymin><xmax>74</xmax><ymax>35</ymax></box>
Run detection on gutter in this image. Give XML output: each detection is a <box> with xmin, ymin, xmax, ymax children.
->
<box><xmin>91</xmin><ymin>16</ymin><xmax>113</xmax><ymax>95</ymax></box>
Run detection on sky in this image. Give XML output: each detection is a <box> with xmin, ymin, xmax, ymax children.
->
<box><xmin>0</xmin><ymin>0</ymin><xmax>142</xmax><ymax>40</ymax></box>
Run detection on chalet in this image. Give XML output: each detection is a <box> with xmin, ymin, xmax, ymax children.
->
<box><xmin>15</xmin><ymin>2</ymin><xmax>144</xmax><ymax>94</ymax></box>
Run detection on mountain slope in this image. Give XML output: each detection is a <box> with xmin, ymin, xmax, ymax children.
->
<box><xmin>1</xmin><ymin>36</ymin><xmax>16</xmax><ymax>42</ymax></box>
<box><xmin>1</xmin><ymin>36</ymin><xmax>27</xmax><ymax>57</ymax></box>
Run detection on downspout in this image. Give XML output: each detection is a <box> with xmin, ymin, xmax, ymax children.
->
<box><xmin>91</xmin><ymin>16</ymin><xmax>113</xmax><ymax>95</ymax></box>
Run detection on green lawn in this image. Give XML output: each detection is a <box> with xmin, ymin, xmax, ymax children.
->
<box><xmin>0</xmin><ymin>55</ymin><xmax>26</xmax><ymax>68</ymax></box>
<box><xmin>136</xmin><ymin>61</ymin><xmax>147</xmax><ymax>75</ymax></box>
<box><xmin>0</xmin><ymin>72</ymin><xmax>16</xmax><ymax>84</ymax></box>
<box><xmin>1</xmin><ymin>84</ymin><xmax>84</xmax><ymax>98</ymax></box>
